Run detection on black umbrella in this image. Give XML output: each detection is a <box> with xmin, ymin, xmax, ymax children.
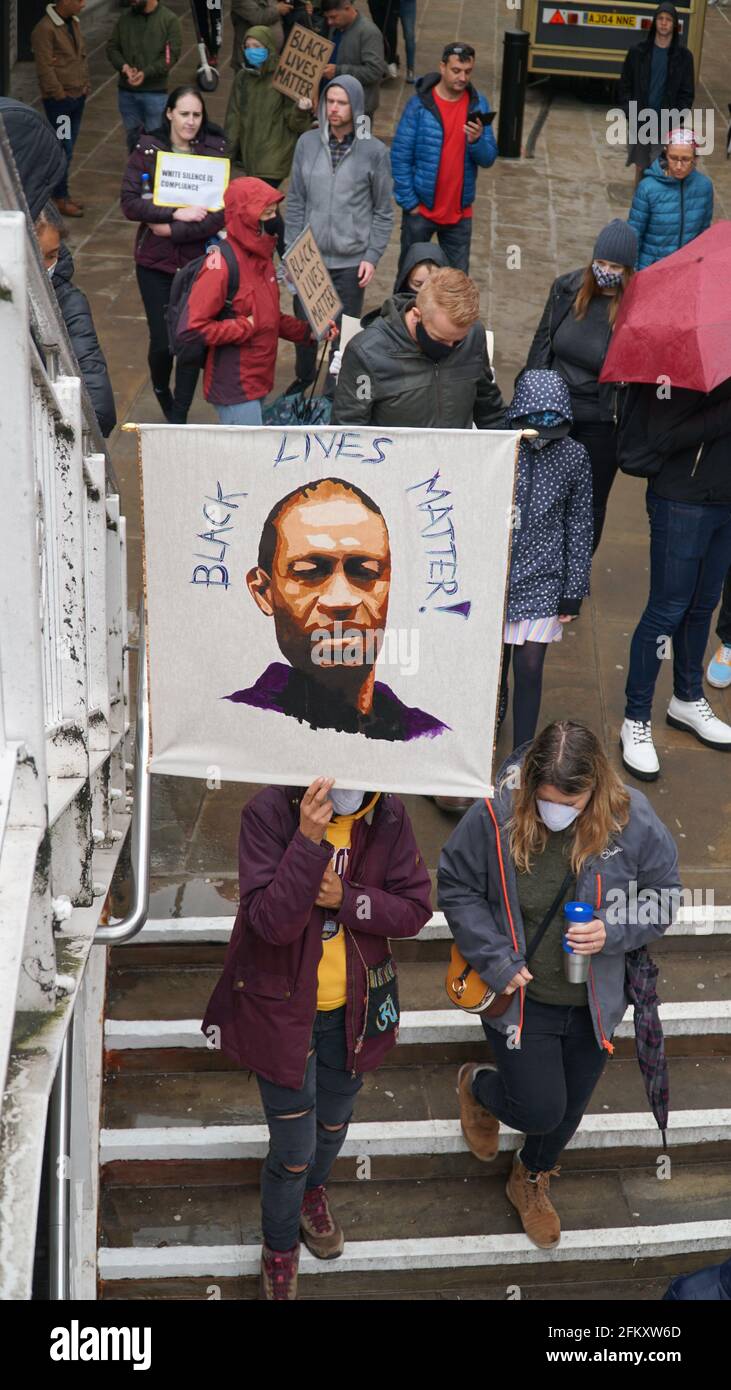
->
<box><xmin>625</xmin><ymin>946</ymin><xmax>670</xmax><ymax>1148</ymax></box>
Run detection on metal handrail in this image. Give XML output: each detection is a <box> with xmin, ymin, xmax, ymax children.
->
<box><xmin>48</xmin><ymin>602</ymin><xmax>149</xmax><ymax>1297</ymax></box>
<box><xmin>95</xmin><ymin>599</ymin><xmax>150</xmax><ymax>945</ymax></box>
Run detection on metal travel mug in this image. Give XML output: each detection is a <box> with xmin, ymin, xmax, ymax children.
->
<box><xmin>562</xmin><ymin>901</ymin><xmax>594</xmax><ymax>984</ymax></box>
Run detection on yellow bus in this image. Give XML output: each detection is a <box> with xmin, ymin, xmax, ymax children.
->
<box><xmin>518</xmin><ymin>1</ymin><xmax>707</xmax><ymax>82</ymax></box>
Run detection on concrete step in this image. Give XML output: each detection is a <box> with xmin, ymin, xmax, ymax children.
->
<box><xmin>104</xmin><ymin>1001</ymin><xmax>731</xmax><ymax>1079</ymax></box>
<box><xmin>97</xmin><ymin>1162</ymin><xmax>731</xmax><ymax>1299</ymax></box>
<box><xmin>113</xmin><ymin>907</ymin><xmax>731</xmax><ymax>957</ymax></box>
<box><xmin>105</xmin><ymin>945</ymin><xmax>731</xmax><ymax>1018</ymax></box>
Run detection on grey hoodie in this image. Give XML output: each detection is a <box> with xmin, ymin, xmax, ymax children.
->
<box><xmin>284</xmin><ymin>75</ymin><xmax>394</xmax><ymax>270</ymax></box>
<box><xmin>437</xmin><ymin>747</ymin><xmax>682</xmax><ymax>1055</ymax></box>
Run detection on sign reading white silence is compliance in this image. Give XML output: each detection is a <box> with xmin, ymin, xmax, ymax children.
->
<box><xmin>153</xmin><ymin>151</ymin><xmax>230</xmax><ymax>211</ymax></box>
<box><xmin>137</xmin><ymin>423</ymin><xmax>520</xmax><ymax>798</ymax></box>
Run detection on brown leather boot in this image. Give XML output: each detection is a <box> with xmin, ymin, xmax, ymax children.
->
<box><xmin>506</xmin><ymin>1153</ymin><xmax>561</xmax><ymax>1248</ymax></box>
<box><xmin>456</xmin><ymin>1062</ymin><xmax>500</xmax><ymax>1161</ymax></box>
<box><xmin>259</xmin><ymin>1241</ymin><xmax>300</xmax><ymax>1300</ymax></box>
<box><xmin>300</xmin><ymin>1184</ymin><xmax>344</xmax><ymax>1259</ymax></box>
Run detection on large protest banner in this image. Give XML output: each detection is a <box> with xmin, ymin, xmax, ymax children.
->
<box><xmin>271</xmin><ymin>22</ymin><xmax>335</xmax><ymax>105</ymax></box>
<box><xmin>153</xmin><ymin>151</ymin><xmax>230</xmax><ymax>211</ymax></box>
<box><xmin>137</xmin><ymin>425</ymin><xmax>520</xmax><ymax>797</ymax></box>
<box><xmin>283</xmin><ymin>225</ymin><xmax>343</xmax><ymax>339</ymax></box>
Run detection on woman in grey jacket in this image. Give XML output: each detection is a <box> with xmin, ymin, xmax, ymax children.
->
<box><xmin>438</xmin><ymin>721</ymin><xmax>681</xmax><ymax>1251</ymax></box>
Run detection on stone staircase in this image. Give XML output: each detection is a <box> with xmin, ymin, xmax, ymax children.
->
<box><xmin>97</xmin><ymin>916</ymin><xmax>731</xmax><ymax>1300</ymax></box>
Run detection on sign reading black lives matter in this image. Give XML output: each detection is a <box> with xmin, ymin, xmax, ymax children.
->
<box><xmin>271</xmin><ymin>22</ymin><xmax>335</xmax><ymax>105</ymax></box>
<box><xmin>284</xmin><ymin>225</ymin><xmax>343</xmax><ymax>340</ymax></box>
<box><xmin>137</xmin><ymin>423</ymin><xmax>521</xmax><ymax>799</ymax></box>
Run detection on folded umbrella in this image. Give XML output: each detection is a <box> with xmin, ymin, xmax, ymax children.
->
<box><xmin>600</xmin><ymin>222</ymin><xmax>731</xmax><ymax>393</ymax></box>
<box><xmin>624</xmin><ymin>946</ymin><xmax>670</xmax><ymax>1148</ymax></box>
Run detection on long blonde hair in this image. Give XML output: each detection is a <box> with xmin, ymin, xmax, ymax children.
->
<box><xmin>573</xmin><ymin>262</ymin><xmax>633</xmax><ymax>328</ymax></box>
<box><xmin>503</xmin><ymin>721</ymin><xmax>631</xmax><ymax>875</ymax></box>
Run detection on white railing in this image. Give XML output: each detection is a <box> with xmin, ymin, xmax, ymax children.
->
<box><xmin>0</xmin><ymin>122</ymin><xmax>133</xmax><ymax>1300</ymax></box>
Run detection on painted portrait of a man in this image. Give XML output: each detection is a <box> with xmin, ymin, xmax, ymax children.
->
<box><xmin>224</xmin><ymin>477</ymin><xmax>449</xmax><ymax>741</ymax></box>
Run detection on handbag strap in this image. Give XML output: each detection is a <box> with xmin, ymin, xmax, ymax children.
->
<box><xmin>524</xmin><ymin>868</ymin><xmax>575</xmax><ymax>963</ymax></box>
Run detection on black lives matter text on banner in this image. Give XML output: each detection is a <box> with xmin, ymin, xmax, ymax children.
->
<box><xmin>271</xmin><ymin>22</ymin><xmax>335</xmax><ymax>105</ymax></box>
<box><xmin>283</xmin><ymin>225</ymin><xmax>343</xmax><ymax>340</ymax></box>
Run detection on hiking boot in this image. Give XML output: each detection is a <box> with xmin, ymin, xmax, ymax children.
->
<box><xmin>666</xmin><ymin>695</ymin><xmax>731</xmax><ymax>750</ymax></box>
<box><xmin>619</xmin><ymin>718</ymin><xmax>660</xmax><ymax>780</ymax></box>
<box><xmin>300</xmin><ymin>1184</ymin><xmax>344</xmax><ymax>1259</ymax></box>
<box><xmin>506</xmin><ymin>1152</ymin><xmax>561</xmax><ymax>1249</ymax></box>
<box><xmin>53</xmin><ymin>196</ymin><xmax>83</xmax><ymax>218</ymax></box>
<box><xmin>456</xmin><ymin>1062</ymin><xmax>500</xmax><ymax>1161</ymax></box>
<box><xmin>259</xmin><ymin>1241</ymin><xmax>300</xmax><ymax>1300</ymax></box>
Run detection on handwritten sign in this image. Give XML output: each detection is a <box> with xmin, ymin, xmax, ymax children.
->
<box><xmin>153</xmin><ymin>151</ymin><xmax>230</xmax><ymax>211</ymax></box>
<box><xmin>271</xmin><ymin>22</ymin><xmax>334</xmax><ymax>105</ymax></box>
<box><xmin>283</xmin><ymin>224</ymin><xmax>343</xmax><ymax>340</ymax></box>
<box><xmin>137</xmin><ymin>424</ymin><xmax>521</xmax><ymax>797</ymax></box>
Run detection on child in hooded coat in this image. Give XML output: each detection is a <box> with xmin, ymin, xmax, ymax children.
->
<box><xmin>501</xmin><ymin>369</ymin><xmax>593</xmax><ymax>749</ymax></box>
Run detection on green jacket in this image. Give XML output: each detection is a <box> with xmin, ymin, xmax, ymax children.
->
<box><xmin>106</xmin><ymin>3</ymin><xmax>182</xmax><ymax>92</ymax></box>
<box><xmin>224</xmin><ymin>25</ymin><xmax>312</xmax><ymax>181</ymax></box>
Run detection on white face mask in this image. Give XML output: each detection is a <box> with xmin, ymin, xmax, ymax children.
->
<box><xmin>47</xmin><ymin>260</ymin><xmax>58</xmax><ymax>277</ymax></box>
<box><xmin>330</xmin><ymin>787</ymin><xmax>366</xmax><ymax>816</ymax></box>
<box><xmin>537</xmin><ymin>798</ymin><xmax>581</xmax><ymax>832</ymax></box>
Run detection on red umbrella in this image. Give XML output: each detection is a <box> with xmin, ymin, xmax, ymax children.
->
<box><xmin>600</xmin><ymin>221</ymin><xmax>731</xmax><ymax>393</ymax></box>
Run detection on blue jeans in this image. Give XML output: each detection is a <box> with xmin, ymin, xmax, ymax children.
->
<box><xmin>398</xmin><ymin>208</ymin><xmax>473</xmax><ymax>274</ymax></box>
<box><xmin>475</xmin><ymin>998</ymin><xmax>608</xmax><ymax>1173</ymax></box>
<box><xmin>117</xmin><ymin>89</ymin><xmax>169</xmax><ymax>145</ymax></box>
<box><xmin>399</xmin><ymin>0</ymin><xmax>417</xmax><ymax>70</ymax></box>
<box><xmin>256</xmin><ymin>1006</ymin><xmax>363</xmax><ymax>1251</ymax></box>
<box><xmin>625</xmin><ymin>492</ymin><xmax>731</xmax><ymax>720</ymax></box>
<box><xmin>42</xmin><ymin>95</ymin><xmax>86</xmax><ymax>200</ymax></box>
<box><xmin>215</xmin><ymin>399</ymin><xmax>263</xmax><ymax>424</ymax></box>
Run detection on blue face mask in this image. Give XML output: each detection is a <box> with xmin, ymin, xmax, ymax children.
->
<box><xmin>522</xmin><ymin>409</ymin><xmax>565</xmax><ymax>429</ymax></box>
<box><xmin>244</xmin><ymin>46</ymin><xmax>268</xmax><ymax>68</ymax></box>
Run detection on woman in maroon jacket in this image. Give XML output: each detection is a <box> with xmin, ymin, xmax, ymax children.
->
<box><xmin>120</xmin><ymin>84</ymin><xmax>227</xmax><ymax>423</ymax></box>
<box><xmin>182</xmin><ymin>176</ymin><xmax>316</xmax><ymax>423</ymax></box>
<box><xmin>201</xmin><ymin>777</ymin><xmax>432</xmax><ymax>1299</ymax></box>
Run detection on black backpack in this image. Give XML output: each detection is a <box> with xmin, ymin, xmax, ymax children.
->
<box><xmin>166</xmin><ymin>238</ymin><xmax>240</xmax><ymax>368</ymax></box>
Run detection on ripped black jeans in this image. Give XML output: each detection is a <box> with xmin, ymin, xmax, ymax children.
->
<box><xmin>256</xmin><ymin>1006</ymin><xmax>363</xmax><ymax>1252</ymax></box>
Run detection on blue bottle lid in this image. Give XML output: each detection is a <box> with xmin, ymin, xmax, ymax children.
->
<box><xmin>563</xmin><ymin>900</ymin><xmax>594</xmax><ymax>924</ymax></box>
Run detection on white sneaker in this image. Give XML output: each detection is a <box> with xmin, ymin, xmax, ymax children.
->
<box><xmin>620</xmin><ymin>719</ymin><xmax>660</xmax><ymax>780</ymax></box>
<box><xmin>387</xmin><ymin>62</ymin><xmax>399</xmax><ymax>79</ymax></box>
<box><xmin>666</xmin><ymin>696</ymin><xmax>731</xmax><ymax>750</ymax></box>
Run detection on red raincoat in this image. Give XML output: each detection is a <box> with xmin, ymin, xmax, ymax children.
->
<box><xmin>184</xmin><ymin>176</ymin><xmax>312</xmax><ymax>405</ymax></box>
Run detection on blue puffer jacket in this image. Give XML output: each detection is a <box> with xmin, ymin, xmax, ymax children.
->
<box><xmin>390</xmin><ymin>72</ymin><xmax>497</xmax><ymax>212</ymax></box>
<box><xmin>628</xmin><ymin>159</ymin><xmax>713</xmax><ymax>269</ymax></box>
<box><xmin>504</xmin><ymin>371</ymin><xmax>593</xmax><ymax>621</ymax></box>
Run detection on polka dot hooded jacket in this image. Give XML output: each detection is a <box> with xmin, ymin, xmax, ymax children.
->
<box><xmin>505</xmin><ymin>369</ymin><xmax>593</xmax><ymax>621</ymax></box>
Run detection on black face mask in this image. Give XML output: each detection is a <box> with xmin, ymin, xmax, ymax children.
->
<box><xmin>415</xmin><ymin>318</ymin><xmax>456</xmax><ymax>363</ymax></box>
<box><xmin>260</xmin><ymin>216</ymin><xmax>280</xmax><ymax>236</ymax></box>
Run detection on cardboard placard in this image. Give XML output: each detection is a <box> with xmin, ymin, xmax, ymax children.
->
<box><xmin>283</xmin><ymin>225</ymin><xmax>343</xmax><ymax>340</ymax></box>
<box><xmin>153</xmin><ymin>151</ymin><xmax>230</xmax><ymax>211</ymax></box>
<box><xmin>271</xmin><ymin>22</ymin><xmax>334</xmax><ymax>105</ymax></box>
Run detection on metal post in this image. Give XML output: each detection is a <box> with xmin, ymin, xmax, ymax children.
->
<box><xmin>48</xmin><ymin>1012</ymin><xmax>74</xmax><ymax>1300</ymax></box>
<box><xmin>497</xmin><ymin>29</ymin><xmax>530</xmax><ymax>160</ymax></box>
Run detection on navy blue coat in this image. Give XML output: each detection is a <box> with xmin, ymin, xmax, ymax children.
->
<box><xmin>390</xmin><ymin>73</ymin><xmax>496</xmax><ymax>213</ymax></box>
<box><xmin>505</xmin><ymin>371</ymin><xmax>593</xmax><ymax>621</ymax></box>
<box><xmin>628</xmin><ymin>158</ymin><xmax>713</xmax><ymax>269</ymax></box>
